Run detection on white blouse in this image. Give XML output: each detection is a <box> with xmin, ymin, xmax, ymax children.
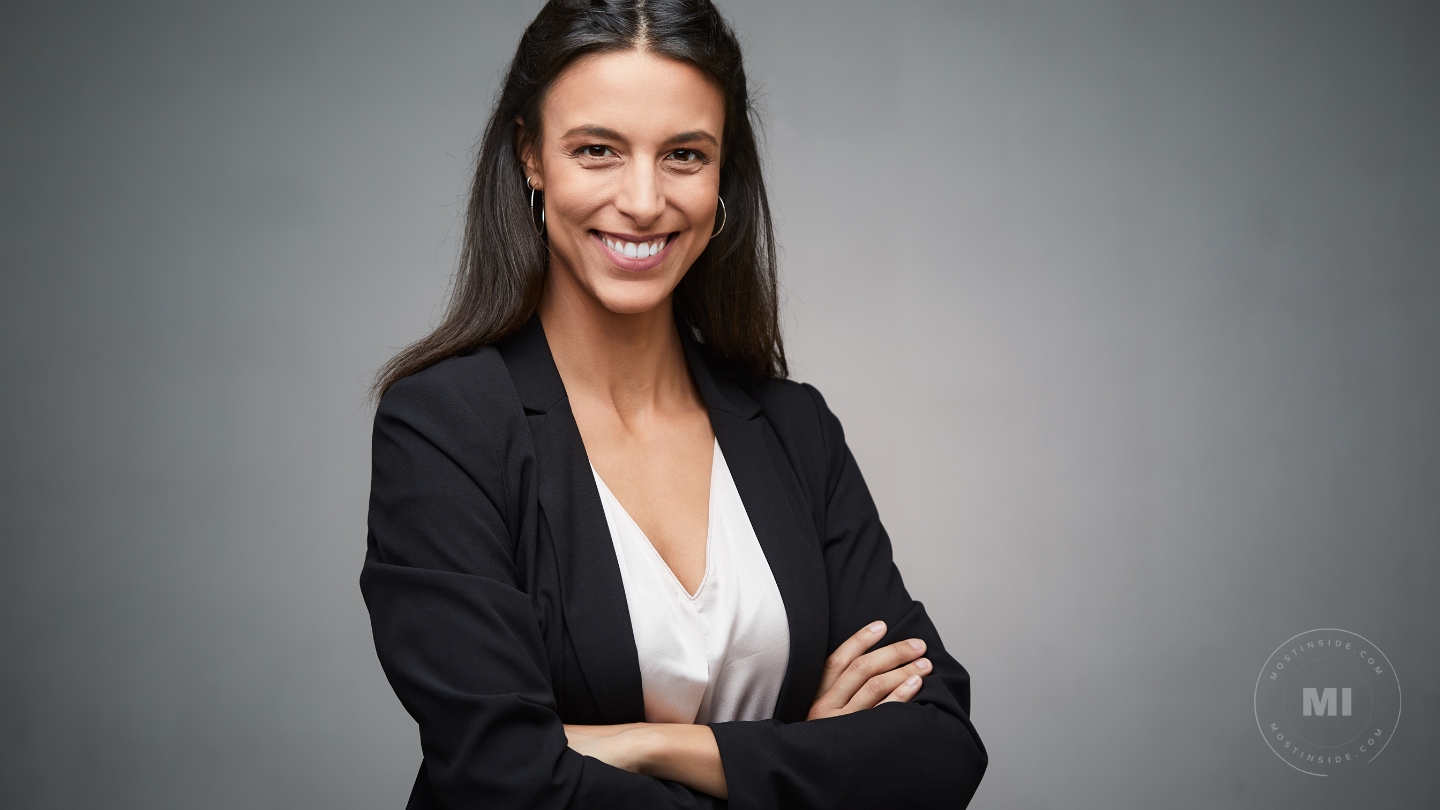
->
<box><xmin>591</xmin><ymin>439</ymin><xmax>790</xmax><ymax>724</ymax></box>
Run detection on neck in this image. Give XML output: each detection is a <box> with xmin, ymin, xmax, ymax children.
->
<box><xmin>538</xmin><ymin>273</ymin><xmax>696</xmax><ymax>418</ymax></box>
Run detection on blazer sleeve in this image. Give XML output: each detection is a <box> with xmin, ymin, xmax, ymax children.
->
<box><xmin>359</xmin><ymin>370</ymin><xmax>723</xmax><ymax>809</ymax></box>
<box><xmin>709</xmin><ymin>384</ymin><xmax>988</xmax><ymax>810</ymax></box>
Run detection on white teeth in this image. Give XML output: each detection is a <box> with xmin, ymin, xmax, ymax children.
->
<box><xmin>602</xmin><ymin>235</ymin><xmax>666</xmax><ymax>259</ymax></box>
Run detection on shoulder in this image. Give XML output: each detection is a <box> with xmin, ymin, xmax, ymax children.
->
<box><xmin>739</xmin><ymin>376</ymin><xmax>847</xmax><ymax>474</ymax></box>
<box><xmin>378</xmin><ymin>345</ymin><xmax>521</xmax><ymax>422</ymax></box>
<box><xmin>374</xmin><ymin>346</ymin><xmax>528</xmax><ymax>459</ymax></box>
<box><xmin>743</xmin><ymin>377</ymin><xmax>842</xmax><ymax>439</ymax></box>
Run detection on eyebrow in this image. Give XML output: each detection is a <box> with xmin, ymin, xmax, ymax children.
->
<box><xmin>560</xmin><ymin>125</ymin><xmax>720</xmax><ymax>148</ymax></box>
<box><xmin>562</xmin><ymin>125</ymin><xmax>625</xmax><ymax>141</ymax></box>
<box><xmin>664</xmin><ymin>130</ymin><xmax>720</xmax><ymax>148</ymax></box>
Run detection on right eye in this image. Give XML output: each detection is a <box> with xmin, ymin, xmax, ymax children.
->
<box><xmin>580</xmin><ymin>145</ymin><xmax>615</xmax><ymax>158</ymax></box>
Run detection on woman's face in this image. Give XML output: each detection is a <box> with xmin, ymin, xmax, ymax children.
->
<box><xmin>522</xmin><ymin>49</ymin><xmax>725</xmax><ymax>316</ymax></box>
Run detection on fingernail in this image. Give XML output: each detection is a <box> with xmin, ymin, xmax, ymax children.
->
<box><xmin>906</xmin><ymin>675</ymin><xmax>921</xmax><ymax>688</ymax></box>
<box><xmin>869</xmin><ymin>622</ymin><xmax>885</xmax><ymax>634</ymax></box>
<box><xmin>916</xmin><ymin>658</ymin><xmax>931</xmax><ymax>671</ymax></box>
<box><xmin>908</xmin><ymin>639</ymin><xmax>924</xmax><ymax>651</ymax></box>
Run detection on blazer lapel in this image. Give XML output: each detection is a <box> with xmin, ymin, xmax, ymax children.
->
<box><xmin>681</xmin><ymin>337</ymin><xmax>831</xmax><ymax>723</ymax></box>
<box><xmin>497</xmin><ymin>317</ymin><xmax>645</xmax><ymax>724</ymax></box>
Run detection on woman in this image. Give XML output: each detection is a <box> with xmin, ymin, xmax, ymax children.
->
<box><xmin>361</xmin><ymin>1</ymin><xmax>987</xmax><ymax>807</ymax></box>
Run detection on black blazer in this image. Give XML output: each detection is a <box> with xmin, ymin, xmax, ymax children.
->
<box><xmin>360</xmin><ymin>317</ymin><xmax>987</xmax><ymax>809</ymax></box>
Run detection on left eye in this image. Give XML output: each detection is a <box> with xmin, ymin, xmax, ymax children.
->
<box><xmin>670</xmin><ymin>149</ymin><xmax>701</xmax><ymax>162</ymax></box>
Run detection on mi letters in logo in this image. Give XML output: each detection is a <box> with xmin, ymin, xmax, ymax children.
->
<box><xmin>1255</xmin><ymin>629</ymin><xmax>1401</xmax><ymax>776</ymax></box>
<box><xmin>1301</xmin><ymin>687</ymin><xmax>1351</xmax><ymax>717</ymax></box>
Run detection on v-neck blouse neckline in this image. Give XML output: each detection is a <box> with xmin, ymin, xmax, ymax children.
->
<box><xmin>588</xmin><ymin>440</ymin><xmax>715</xmax><ymax>601</ymax></box>
<box><xmin>589</xmin><ymin>438</ymin><xmax>791</xmax><ymax>725</ymax></box>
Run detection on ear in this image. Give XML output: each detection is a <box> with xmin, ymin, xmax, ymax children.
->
<box><xmin>515</xmin><ymin>117</ymin><xmax>543</xmax><ymax>190</ymax></box>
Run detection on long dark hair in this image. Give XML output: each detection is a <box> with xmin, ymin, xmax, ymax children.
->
<box><xmin>374</xmin><ymin>0</ymin><xmax>786</xmax><ymax>399</ymax></box>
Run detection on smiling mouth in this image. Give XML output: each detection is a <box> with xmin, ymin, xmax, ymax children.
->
<box><xmin>595</xmin><ymin>231</ymin><xmax>672</xmax><ymax>260</ymax></box>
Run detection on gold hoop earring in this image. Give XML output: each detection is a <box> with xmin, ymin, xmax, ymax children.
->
<box><xmin>710</xmin><ymin>195</ymin><xmax>727</xmax><ymax>238</ymax></box>
<box><xmin>526</xmin><ymin>176</ymin><xmax>545</xmax><ymax>237</ymax></box>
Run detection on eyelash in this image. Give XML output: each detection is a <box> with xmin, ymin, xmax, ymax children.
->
<box><xmin>572</xmin><ymin>145</ymin><xmax>710</xmax><ymax>164</ymax></box>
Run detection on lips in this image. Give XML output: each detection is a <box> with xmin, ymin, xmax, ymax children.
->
<box><xmin>592</xmin><ymin>230</ymin><xmax>675</xmax><ymax>271</ymax></box>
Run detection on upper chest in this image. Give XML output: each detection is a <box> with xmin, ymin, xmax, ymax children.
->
<box><xmin>570</xmin><ymin>395</ymin><xmax>714</xmax><ymax>595</ymax></box>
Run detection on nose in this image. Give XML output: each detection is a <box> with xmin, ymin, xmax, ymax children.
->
<box><xmin>614</xmin><ymin>160</ymin><xmax>664</xmax><ymax>228</ymax></box>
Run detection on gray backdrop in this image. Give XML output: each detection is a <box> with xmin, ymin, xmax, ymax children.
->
<box><xmin>2</xmin><ymin>1</ymin><xmax>1436</xmax><ymax>807</ymax></box>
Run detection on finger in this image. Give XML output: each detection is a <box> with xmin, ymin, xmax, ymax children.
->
<box><xmin>844</xmin><ymin>657</ymin><xmax>931</xmax><ymax>712</ymax></box>
<box><xmin>815</xmin><ymin>621</ymin><xmax>888</xmax><ymax>698</ymax></box>
<box><xmin>822</xmin><ymin>638</ymin><xmax>927</xmax><ymax>710</ymax></box>
<box><xmin>878</xmin><ymin>672</ymin><xmax>925</xmax><ymax>706</ymax></box>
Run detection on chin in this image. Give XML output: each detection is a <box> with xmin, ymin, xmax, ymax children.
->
<box><xmin>590</xmin><ymin>279</ymin><xmax>677</xmax><ymax>317</ymax></box>
<box><xmin>596</xmin><ymin>292</ymin><xmax>674</xmax><ymax>317</ymax></box>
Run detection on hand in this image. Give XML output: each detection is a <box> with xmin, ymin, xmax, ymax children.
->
<box><xmin>807</xmin><ymin>621</ymin><xmax>931</xmax><ymax>721</ymax></box>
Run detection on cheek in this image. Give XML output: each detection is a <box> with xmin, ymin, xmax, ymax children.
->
<box><xmin>546</xmin><ymin>181</ymin><xmax>609</xmax><ymax>227</ymax></box>
<box><xmin>668</xmin><ymin>183</ymin><xmax>719</xmax><ymax>230</ymax></box>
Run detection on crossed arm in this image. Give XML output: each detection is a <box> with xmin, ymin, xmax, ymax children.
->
<box><xmin>562</xmin><ymin>621</ymin><xmax>933</xmax><ymax>799</ymax></box>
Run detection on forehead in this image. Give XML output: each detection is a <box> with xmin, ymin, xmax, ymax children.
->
<box><xmin>542</xmin><ymin>49</ymin><xmax>725</xmax><ymax>142</ymax></box>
